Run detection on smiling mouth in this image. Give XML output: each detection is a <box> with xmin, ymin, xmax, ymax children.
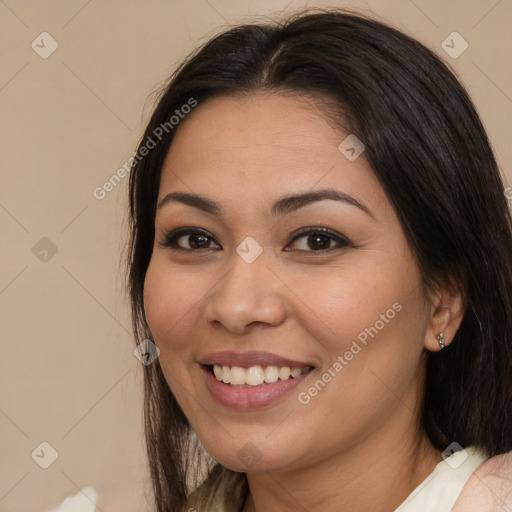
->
<box><xmin>204</xmin><ymin>364</ymin><xmax>314</xmax><ymax>387</ymax></box>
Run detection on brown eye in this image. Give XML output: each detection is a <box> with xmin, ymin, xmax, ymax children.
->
<box><xmin>159</xmin><ymin>228</ymin><xmax>221</xmax><ymax>251</ymax></box>
<box><xmin>286</xmin><ymin>227</ymin><xmax>350</xmax><ymax>253</ymax></box>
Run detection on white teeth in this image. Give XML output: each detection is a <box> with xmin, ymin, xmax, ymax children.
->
<box><xmin>290</xmin><ymin>367</ymin><xmax>302</xmax><ymax>378</ymax></box>
<box><xmin>221</xmin><ymin>365</ymin><xmax>231</xmax><ymax>384</ymax></box>
<box><xmin>279</xmin><ymin>367</ymin><xmax>291</xmax><ymax>380</ymax></box>
<box><xmin>264</xmin><ymin>365</ymin><xmax>279</xmax><ymax>383</ymax></box>
<box><xmin>213</xmin><ymin>365</ymin><xmax>223</xmax><ymax>380</ymax></box>
<box><xmin>212</xmin><ymin>364</ymin><xmax>308</xmax><ymax>386</ymax></box>
<box><xmin>245</xmin><ymin>366</ymin><xmax>264</xmax><ymax>386</ymax></box>
<box><xmin>229</xmin><ymin>366</ymin><xmax>245</xmax><ymax>385</ymax></box>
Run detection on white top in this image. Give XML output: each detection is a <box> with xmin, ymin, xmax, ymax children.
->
<box><xmin>394</xmin><ymin>446</ymin><xmax>488</xmax><ymax>512</ymax></box>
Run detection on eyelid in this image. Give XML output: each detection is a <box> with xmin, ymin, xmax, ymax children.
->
<box><xmin>286</xmin><ymin>226</ymin><xmax>351</xmax><ymax>252</ymax></box>
<box><xmin>157</xmin><ymin>227</ymin><xmax>221</xmax><ymax>250</ymax></box>
<box><xmin>157</xmin><ymin>225</ymin><xmax>351</xmax><ymax>252</ymax></box>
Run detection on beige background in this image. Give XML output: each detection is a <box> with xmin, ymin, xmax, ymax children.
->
<box><xmin>0</xmin><ymin>1</ymin><xmax>510</xmax><ymax>511</ymax></box>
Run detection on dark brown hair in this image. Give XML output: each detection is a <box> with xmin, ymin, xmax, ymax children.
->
<box><xmin>126</xmin><ymin>8</ymin><xmax>512</xmax><ymax>511</ymax></box>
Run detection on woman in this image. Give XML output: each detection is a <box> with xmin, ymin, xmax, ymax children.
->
<box><xmin>125</xmin><ymin>8</ymin><xmax>512</xmax><ymax>512</ymax></box>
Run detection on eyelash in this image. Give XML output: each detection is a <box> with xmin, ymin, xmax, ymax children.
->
<box><xmin>157</xmin><ymin>226</ymin><xmax>350</xmax><ymax>254</ymax></box>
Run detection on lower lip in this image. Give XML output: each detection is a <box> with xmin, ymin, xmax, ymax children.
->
<box><xmin>201</xmin><ymin>365</ymin><xmax>313</xmax><ymax>410</ymax></box>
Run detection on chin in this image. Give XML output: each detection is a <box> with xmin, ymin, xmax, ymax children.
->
<box><xmin>201</xmin><ymin>437</ymin><xmax>299</xmax><ymax>473</ymax></box>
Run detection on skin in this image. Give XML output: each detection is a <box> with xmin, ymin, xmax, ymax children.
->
<box><xmin>143</xmin><ymin>92</ymin><xmax>465</xmax><ymax>512</ymax></box>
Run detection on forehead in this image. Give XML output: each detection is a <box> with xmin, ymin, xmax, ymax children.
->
<box><xmin>158</xmin><ymin>92</ymin><xmax>383</xmax><ymax>212</ymax></box>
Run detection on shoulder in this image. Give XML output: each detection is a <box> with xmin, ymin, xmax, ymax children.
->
<box><xmin>452</xmin><ymin>450</ymin><xmax>512</xmax><ymax>511</ymax></box>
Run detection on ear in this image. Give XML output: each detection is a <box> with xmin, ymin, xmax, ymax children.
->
<box><xmin>424</xmin><ymin>274</ymin><xmax>465</xmax><ymax>352</ymax></box>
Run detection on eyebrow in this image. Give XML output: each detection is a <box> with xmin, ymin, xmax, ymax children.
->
<box><xmin>157</xmin><ymin>188</ymin><xmax>375</xmax><ymax>219</ymax></box>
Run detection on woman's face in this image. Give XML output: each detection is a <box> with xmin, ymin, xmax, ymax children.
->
<box><xmin>143</xmin><ymin>92</ymin><xmax>434</xmax><ymax>472</ymax></box>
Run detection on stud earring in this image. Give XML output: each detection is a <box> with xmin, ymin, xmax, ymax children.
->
<box><xmin>438</xmin><ymin>332</ymin><xmax>445</xmax><ymax>350</ymax></box>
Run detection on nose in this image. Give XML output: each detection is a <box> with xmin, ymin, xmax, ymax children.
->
<box><xmin>204</xmin><ymin>249</ymin><xmax>287</xmax><ymax>334</ymax></box>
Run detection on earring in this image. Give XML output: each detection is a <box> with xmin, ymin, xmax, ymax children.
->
<box><xmin>438</xmin><ymin>332</ymin><xmax>445</xmax><ymax>350</ymax></box>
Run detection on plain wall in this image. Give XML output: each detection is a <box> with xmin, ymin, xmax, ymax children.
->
<box><xmin>1</xmin><ymin>1</ymin><xmax>511</xmax><ymax>510</ymax></box>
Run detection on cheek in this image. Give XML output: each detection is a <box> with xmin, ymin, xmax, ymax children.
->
<box><xmin>142</xmin><ymin>259</ymin><xmax>201</xmax><ymax>406</ymax></box>
<box><xmin>289</xmin><ymin>264</ymin><xmax>405</xmax><ymax>352</ymax></box>
<box><xmin>286</xmin><ymin>255</ymin><xmax>428</xmax><ymax>389</ymax></box>
<box><xmin>142</xmin><ymin>258</ymin><xmax>199</xmax><ymax>350</ymax></box>
<box><xmin>288</xmin><ymin>269</ymin><xmax>427</xmax><ymax>441</ymax></box>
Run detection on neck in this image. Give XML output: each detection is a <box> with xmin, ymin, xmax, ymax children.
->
<box><xmin>242</xmin><ymin>411</ymin><xmax>442</xmax><ymax>512</ymax></box>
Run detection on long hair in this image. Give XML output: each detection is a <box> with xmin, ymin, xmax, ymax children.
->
<box><xmin>126</xmin><ymin>8</ymin><xmax>512</xmax><ymax>511</ymax></box>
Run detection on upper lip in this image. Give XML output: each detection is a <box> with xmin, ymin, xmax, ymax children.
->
<box><xmin>198</xmin><ymin>350</ymin><xmax>315</xmax><ymax>369</ymax></box>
